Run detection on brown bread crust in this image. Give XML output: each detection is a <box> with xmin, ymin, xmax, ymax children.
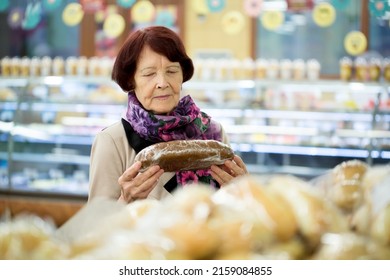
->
<box><xmin>134</xmin><ymin>140</ymin><xmax>234</xmax><ymax>172</ymax></box>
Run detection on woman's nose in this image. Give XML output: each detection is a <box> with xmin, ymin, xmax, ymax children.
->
<box><xmin>155</xmin><ymin>73</ymin><xmax>169</xmax><ymax>89</ymax></box>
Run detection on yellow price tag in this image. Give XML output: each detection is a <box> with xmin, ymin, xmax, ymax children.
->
<box><xmin>192</xmin><ymin>0</ymin><xmax>209</xmax><ymax>15</ymax></box>
<box><xmin>221</xmin><ymin>11</ymin><xmax>245</xmax><ymax>34</ymax></box>
<box><xmin>344</xmin><ymin>31</ymin><xmax>367</xmax><ymax>56</ymax></box>
<box><xmin>104</xmin><ymin>13</ymin><xmax>125</xmax><ymax>38</ymax></box>
<box><xmin>131</xmin><ymin>0</ymin><xmax>155</xmax><ymax>23</ymax></box>
<box><xmin>261</xmin><ymin>11</ymin><xmax>284</xmax><ymax>31</ymax></box>
<box><xmin>62</xmin><ymin>3</ymin><xmax>84</xmax><ymax>26</ymax></box>
<box><xmin>312</xmin><ymin>2</ymin><xmax>336</xmax><ymax>27</ymax></box>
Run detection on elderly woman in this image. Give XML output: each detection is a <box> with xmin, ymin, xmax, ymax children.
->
<box><xmin>88</xmin><ymin>26</ymin><xmax>248</xmax><ymax>204</ymax></box>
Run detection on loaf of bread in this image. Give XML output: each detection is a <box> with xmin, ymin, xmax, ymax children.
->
<box><xmin>331</xmin><ymin>160</ymin><xmax>368</xmax><ymax>211</ymax></box>
<box><xmin>134</xmin><ymin>140</ymin><xmax>234</xmax><ymax>172</ymax></box>
<box><xmin>333</xmin><ymin>159</ymin><xmax>368</xmax><ymax>181</ymax></box>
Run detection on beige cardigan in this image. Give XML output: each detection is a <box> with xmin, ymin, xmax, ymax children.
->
<box><xmin>88</xmin><ymin>120</ymin><xmax>229</xmax><ymax>202</ymax></box>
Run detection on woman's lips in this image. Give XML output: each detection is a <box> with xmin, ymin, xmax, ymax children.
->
<box><xmin>154</xmin><ymin>94</ymin><xmax>171</xmax><ymax>100</ymax></box>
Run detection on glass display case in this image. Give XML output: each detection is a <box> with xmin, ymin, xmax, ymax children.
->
<box><xmin>184</xmin><ymin>79</ymin><xmax>390</xmax><ymax>178</ymax></box>
<box><xmin>0</xmin><ymin>76</ymin><xmax>126</xmax><ymax>197</ymax></box>
<box><xmin>0</xmin><ymin>76</ymin><xmax>389</xmax><ymax>197</ymax></box>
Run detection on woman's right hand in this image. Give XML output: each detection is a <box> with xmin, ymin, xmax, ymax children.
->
<box><xmin>118</xmin><ymin>161</ymin><xmax>164</xmax><ymax>203</ymax></box>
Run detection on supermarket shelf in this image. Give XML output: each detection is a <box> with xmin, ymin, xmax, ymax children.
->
<box><xmin>18</xmin><ymin>102</ymin><xmax>125</xmax><ymax>114</ymax></box>
<box><xmin>0</xmin><ymin>101</ymin><xmax>18</xmax><ymax>110</ymax></box>
<box><xmin>184</xmin><ymin>79</ymin><xmax>256</xmax><ymax>90</ymax></box>
<box><xmin>0</xmin><ymin>187</ymin><xmax>87</xmax><ymax>200</ymax></box>
<box><xmin>230</xmin><ymin>142</ymin><xmax>386</xmax><ymax>158</ymax></box>
<box><xmin>184</xmin><ymin>79</ymin><xmax>388</xmax><ymax>93</ymax></box>
<box><xmin>12</xmin><ymin>134</ymin><xmax>94</xmax><ymax>145</ymax></box>
<box><xmin>11</xmin><ymin>152</ymin><xmax>90</xmax><ymax>165</ymax></box>
<box><xmin>0</xmin><ymin>77</ymin><xmax>29</xmax><ymax>87</ymax></box>
<box><xmin>243</xmin><ymin>109</ymin><xmax>373</xmax><ymax>122</ymax></box>
<box><xmin>225</xmin><ymin>124</ymin><xmax>319</xmax><ymax>136</ymax></box>
<box><xmin>11</xmin><ymin>124</ymin><xmax>96</xmax><ymax>145</ymax></box>
<box><xmin>0</xmin><ymin>76</ymin><xmax>116</xmax><ymax>87</ymax></box>
<box><xmin>336</xmin><ymin>129</ymin><xmax>390</xmax><ymax>138</ymax></box>
<box><xmin>246</xmin><ymin>164</ymin><xmax>328</xmax><ymax>178</ymax></box>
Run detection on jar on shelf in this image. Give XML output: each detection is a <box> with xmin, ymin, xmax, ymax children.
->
<box><xmin>41</xmin><ymin>56</ymin><xmax>52</xmax><ymax>76</ymax></box>
<box><xmin>383</xmin><ymin>58</ymin><xmax>390</xmax><ymax>82</ymax></box>
<box><xmin>231</xmin><ymin>58</ymin><xmax>242</xmax><ymax>80</ymax></box>
<box><xmin>306</xmin><ymin>59</ymin><xmax>321</xmax><ymax>80</ymax></box>
<box><xmin>52</xmin><ymin>56</ymin><xmax>65</xmax><ymax>76</ymax></box>
<box><xmin>0</xmin><ymin>57</ymin><xmax>11</xmax><ymax>76</ymax></box>
<box><xmin>77</xmin><ymin>56</ymin><xmax>88</xmax><ymax>76</ymax></box>
<box><xmin>280</xmin><ymin>59</ymin><xmax>292</xmax><ymax>80</ymax></box>
<box><xmin>339</xmin><ymin>56</ymin><xmax>353</xmax><ymax>81</ymax></box>
<box><xmin>192</xmin><ymin>58</ymin><xmax>203</xmax><ymax>80</ymax></box>
<box><xmin>214</xmin><ymin>58</ymin><xmax>224</xmax><ymax>81</ymax></box>
<box><xmin>20</xmin><ymin>57</ymin><xmax>30</xmax><ymax>77</ymax></box>
<box><xmin>10</xmin><ymin>57</ymin><xmax>21</xmax><ymax>76</ymax></box>
<box><xmin>368</xmin><ymin>57</ymin><xmax>382</xmax><ymax>82</ymax></box>
<box><xmin>292</xmin><ymin>59</ymin><xmax>306</xmax><ymax>80</ymax></box>
<box><xmin>354</xmin><ymin>57</ymin><xmax>369</xmax><ymax>82</ymax></box>
<box><xmin>200</xmin><ymin>58</ymin><xmax>215</xmax><ymax>80</ymax></box>
<box><xmin>241</xmin><ymin>57</ymin><xmax>255</xmax><ymax>80</ymax></box>
<box><xmin>65</xmin><ymin>56</ymin><xmax>78</xmax><ymax>76</ymax></box>
<box><xmin>255</xmin><ymin>58</ymin><xmax>268</xmax><ymax>80</ymax></box>
<box><xmin>266</xmin><ymin>59</ymin><xmax>279</xmax><ymax>79</ymax></box>
<box><xmin>220</xmin><ymin>58</ymin><xmax>233</xmax><ymax>80</ymax></box>
<box><xmin>30</xmin><ymin>56</ymin><xmax>41</xmax><ymax>76</ymax></box>
<box><xmin>88</xmin><ymin>57</ymin><xmax>100</xmax><ymax>76</ymax></box>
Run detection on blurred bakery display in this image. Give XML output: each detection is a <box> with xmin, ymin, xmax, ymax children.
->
<box><xmin>0</xmin><ymin>75</ymin><xmax>126</xmax><ymax>197</ymax></box>
<box><xmin>184</xmin><ymin>78</ymin><xmax>390</xmax><ymax>178</ymax></box>
<box><xmin>0</xmin><ymin>56</ymin><xmax>114</xmax><ymax>79</ymax></box>
<box><xmin>1</xmin><ymin>160</ymin><xmax>389</xmax><ymax>260</ymax></box>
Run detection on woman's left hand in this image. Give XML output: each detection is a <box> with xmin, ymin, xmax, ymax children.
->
<box><xmin>210</xmin><ymin>155</ymin><xmax>248</xmax><ymax>186</ymax></box>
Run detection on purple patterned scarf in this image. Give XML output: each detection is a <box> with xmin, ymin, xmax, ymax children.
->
<box><xmin>124</xmin><ymin>92</ymin><xmax>223</xmax><ymax>187</ymax></box>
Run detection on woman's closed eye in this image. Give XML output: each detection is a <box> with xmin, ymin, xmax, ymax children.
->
<box><xmin>167</xmin><ymin>65</ymin><xmax>181</xmax><ymax>74</ymax></box>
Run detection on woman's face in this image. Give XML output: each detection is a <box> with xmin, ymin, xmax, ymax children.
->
<box><xmin>133</xmin><ymin>45</ymin><xmax>183</xmax><ymax>115</ymax></box>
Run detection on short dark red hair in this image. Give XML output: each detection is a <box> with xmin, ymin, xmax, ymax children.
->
<box><xmin>111</xmin><ymin>26</ymin><xmax>194</xmax><ymax>92</ymax></box>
